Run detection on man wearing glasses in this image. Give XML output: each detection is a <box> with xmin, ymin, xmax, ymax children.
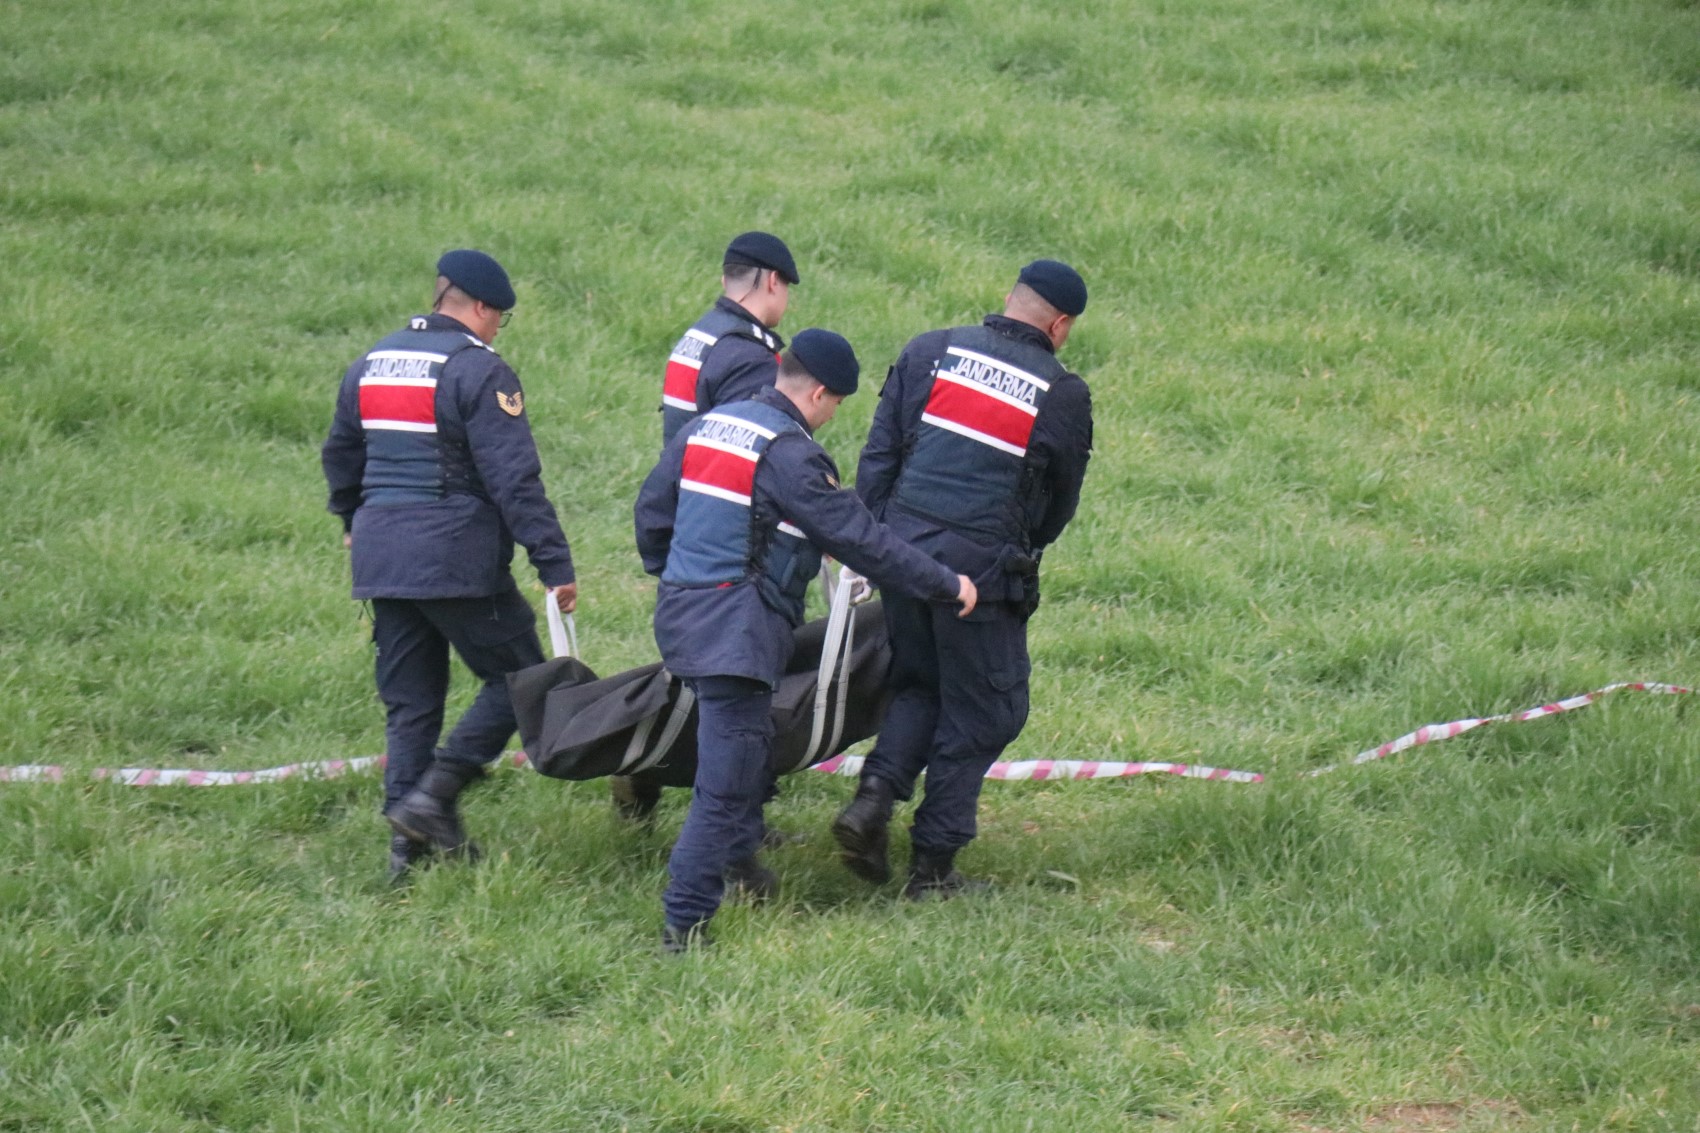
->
<box><xmin>322</xmin><ymin>249</ymin><xmax>577</xmax><ymax>882</ymax></box>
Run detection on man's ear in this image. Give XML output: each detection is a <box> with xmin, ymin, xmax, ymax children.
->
<box><xmin>1051</xmin><ymin>313</ymin><xmax>1075</xmax><ymax>346</ymax></box>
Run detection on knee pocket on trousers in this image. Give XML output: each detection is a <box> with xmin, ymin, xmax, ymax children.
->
<box><xmin>987</xmin><ymin>653</ymin><xmax>1030</xmax><ymax>694</ymax></box>
<box><xmin>951</xmin><ymin>658</ymin><xmax>1028</xmax><ymax>753</ymax></box>
<box><xmin>991</xmin><ymin>652</ymin><xmax>1031</xmax><ymax>741</ymax></box>
<box><xmin>988</xmin><ymin>682</ymin><xmax>1030</xmax><ymax>750</ymax></box>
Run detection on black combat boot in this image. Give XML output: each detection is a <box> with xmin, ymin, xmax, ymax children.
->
<box><xmin>388</xmin><ymin>833</ymin><xmax>436</xmax><ymax>885</ymax></box>
<box><xmin>723</xmin><ymin>855</ymin><xmax>780</xmax><ymax>903</ymax></box>
<box><xmin>385</xmin><ymin>758</ymin><xmax>483</xmax><ymax>855</ymax></box>
<box><xmin>831</xmin><ymin>775</ymin><xmax>896</xmax><ymax>883</ymax></box>
<box><xmin>610</xmin><ymin>774</ymin><xmax>662</xmax><ymax>822</ymax></box>
<box><xmin>660</xmin><ymin>921</ymin><xmax>713</xmax><ymax>954</ymax></box>
<box><xmin>904</xmin><ymin>847</ymin><xmax>992</xmax><ymax>901</ymax></box>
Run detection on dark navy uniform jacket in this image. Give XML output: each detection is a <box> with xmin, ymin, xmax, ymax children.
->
<box><xmin>659</xmin><ymin>297</ymin><xmax>783</xmax><ymax>446</ymax></box>
<box><xmin>322</xmin><ymin>313</ymin><xmax>575</xmax><ymax>600</ymax></box>
<box><xmin>856</xmin><ymin>314</ymin><xmax>1093</xmax><ymax>604</ymax></box>
<box><xmin>636</xmin><ymin>386</ymin><xmax>961</xmax><ymax>686</ymax></box>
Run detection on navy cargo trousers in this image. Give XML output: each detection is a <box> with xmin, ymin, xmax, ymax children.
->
<box><xmin>663</xmin><ymin>675</ymin><xmax>774</xmax><ymax>930</ymax></box>
<box><xmin>859</xmin><ymin>592</ymin><xmax>1030</xmax><ymax>854</ymax></box>
<box><xmin>371</xmin><ymin>581</ymin><xmax>544</xmax><ymax>810</ymax></box>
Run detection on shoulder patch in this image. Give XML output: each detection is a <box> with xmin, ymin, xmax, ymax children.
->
<box><xmin>496</xmin><ymin>390</ymin><xmax>525</xmax><ymax>416</ymax></box>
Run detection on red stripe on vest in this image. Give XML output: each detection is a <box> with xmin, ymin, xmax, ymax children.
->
<box><xmin>681</xmin><ymin>442</ymin><xmax>757</xmax><ymax>498</ymax></box>
<box><xmin>925</xmin><ymin>379</ymin><xmax>1036</xmax><ymax>452</ymax></box>
<box><xmin>360</xmin><ymin>384</ymin><xmax>435</xmax><ymax>425</ymax></box>
<box><xmin>664</xmin><ymin>358</ymin><xmax>700</xmax><ymax>405</ymax></box>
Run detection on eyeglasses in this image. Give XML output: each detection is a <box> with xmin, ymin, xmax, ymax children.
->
<box><xmin>431</xmin><ymin>286</ymin><xmax>511</xmax><ymax>328</ymax></box>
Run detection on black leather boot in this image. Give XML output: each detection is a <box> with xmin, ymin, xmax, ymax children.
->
<box><xmin>723</xmin><ymin>855</ymin><xmax>780</xmax><ymax>903</ymax></box>
<box><xmin>610</xmin><ymin>774</ymin><xmax>662</xmax><ymax>822</ymax></box>
<box><xmin>385</xmin><ymin>758</ymin><xmax>483</xmax><ymax>854</ymax></box>
<box><xmin>660</xmin><ymin>921</ymin><xmax>713</xmax><ymax>954</ymax></box>
<box><xmin>388</xmin><ymin>833</ymin><xmax>432</xmax><ymax>885</ymax></box>
<box><xmin>831</xmin><ymin>775</ymin><xmax>896</xmax><ymax>883</ymax></box>
<box><xmin>904</xmin><ymin>847</ymin><xmax>991</xmax><ymax>901</ymax></box>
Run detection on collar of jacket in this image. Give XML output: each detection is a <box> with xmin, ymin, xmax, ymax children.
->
<box><xmin>714</xmin><ymin>294</ymin><xmax>761</xmax><ymax>323</ymax></box>
<box><xmin>751</xmin><ymin>382</ymin><xmax>813</xmax><ymax>436</ymax></box>
<box><xmin>713</xmin><ymin>296</ymin><xmax>785</xmax><ymax>349</ymax></box>
<box><xmin>416</xmin><ymin>311</ymin><xmax>481</xmax><ymax>338</ymax></box>
<box><xmin>982</xmin><ymin>313</ymin><xmax>1056</xmax><ymax>355</ymax></box>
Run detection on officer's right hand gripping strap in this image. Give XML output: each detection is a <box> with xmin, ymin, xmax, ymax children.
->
<box><xmin>546</xmin><ymin>589</ymin><xmax>579</xmax><ymax>659</ymax></box>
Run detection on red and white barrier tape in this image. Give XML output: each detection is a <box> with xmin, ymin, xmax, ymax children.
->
<box><xmin>0</xmin><ymin>752</ymin><xmax>529</xmax><ymax>786</ymax></box>
<box><xmin>1306</xmin><ymin>680</ymin><xmax>1692</xmax><ymax>776</ymax></box>
<box><xmin>0</xmin><ymin>682</ymin><xmax>1686</xmax><ymax>788</ymax></box>
<box><xmin>812</xmin><ymin>754</ymin><xmax>1263</xmax><ymax>783</ymax></box>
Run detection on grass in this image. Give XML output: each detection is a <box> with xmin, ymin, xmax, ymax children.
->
<box><xmin>3</xmin><ymin>0</ymin><xmax>1700</xmax><ymax>1128</ymax></box>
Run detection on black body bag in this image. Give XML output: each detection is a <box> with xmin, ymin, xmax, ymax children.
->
<box><xmin>508</xmin><ymin>599</ymin><xmax>890</xmax><ymax>789</ymax></box>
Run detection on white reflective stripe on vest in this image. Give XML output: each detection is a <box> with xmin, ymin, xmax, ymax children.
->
<box><xmin>679</xmin><ymin>480</ymin><xmax>754</xmax><ymax>507</ymax></box>
<box><xmin>918</xmin><ymin>411</ymin><xmax>1025</xmax><ymax>457</ymax></box>
<box><xmin>362</xmin><ymin>419</ymin><xmax>439</xmax><ymax>434</ymax></box>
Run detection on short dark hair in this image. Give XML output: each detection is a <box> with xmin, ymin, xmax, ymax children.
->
<box><xmin>776</xmin><ymin>352</ymin><xmax>814</xmax><ymax>385</ymax></box>
<box><xmin>722</xmin><ymin>262</ymin><xmax>764</xmax><ymax>287</ymax></box>
<box><xmin>432</xmin><ymin>279</ymin><xmax>471</xmax><ymax>311</ymax></box>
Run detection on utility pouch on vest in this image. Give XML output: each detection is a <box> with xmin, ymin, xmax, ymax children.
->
<box><xmin>1001</xmin><ymin>547</ymin><xmax>1041</xmax><ymax>621</ymax></box>
<box><xmin>1018</xmin><ymin>573</ymin><xmax>1041</xmax><ymax>621</ymax></box>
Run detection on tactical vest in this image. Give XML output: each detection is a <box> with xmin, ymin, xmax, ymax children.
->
<box><xmin>662</xmin><ymin>400</ymin><xmax>821</xmax><ymax>617</ymax></box>
<box><xmin>356</xmin><ymin>318</ymin><xmax>491</xmax><ymax>505</ymax></box>
<box><xmin>889</xmin><ymin>323</ymin><xmax>1068</xmax><ymax>544</ymax></box>
<box><xmin>661</xmin><ymin>307</ymin><xmax>781</xmax><ymax>442</ymax></box>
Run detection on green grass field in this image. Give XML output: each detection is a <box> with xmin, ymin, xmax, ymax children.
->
<box><xmin>4</xmin><ymin>0</ymin><xmax>1700</xmax><ymax>1128</ymax></box>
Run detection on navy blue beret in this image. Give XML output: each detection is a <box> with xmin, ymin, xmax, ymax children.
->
<box><xmin>1017</xmin><ymin>259</ymin><xmax>1087</xmax><ymax>317</ymax></box>
<box><xmin>437</xmin><ymin>249</ymin><xmax>516</xmax><ymax>310</ymax></box>
<box><xmin>788</xmin><ymin>328</ymin><xmax>859</xmax><ymax>396</ymax></box>
<box><xmin>724</xmin><ymin>231</ymin><xmax>800</xmax><ymax>284</ymax></box>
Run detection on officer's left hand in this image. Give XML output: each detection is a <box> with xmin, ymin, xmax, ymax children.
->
<box><xmin>549</xmin><ymin>583</ymin><xmax>578</xmax><ymax>614</ymax></box>
<box><xmin>953</xmin><ymin>574</ymin><xmax>977</xmax><ymax>618</ymax></box>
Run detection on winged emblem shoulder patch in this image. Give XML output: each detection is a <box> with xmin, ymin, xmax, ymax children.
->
<box><xmin>496</xmin><ymin>390</ymin><xmax>525</xmax><ymax>416</ymax></box>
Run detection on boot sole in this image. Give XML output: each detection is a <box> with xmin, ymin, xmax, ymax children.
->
<box><xmin>830</xmin><ymin>815</ymin><xmax>892</xmax><ymax>884</ymax></box>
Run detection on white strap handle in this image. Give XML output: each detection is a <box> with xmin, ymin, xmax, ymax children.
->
<box><xmin>801</xmin><ymin>565</ymin><xmax>856</xmax><ymax>766</ymax></box>
<box><xmin>546</xmin><ymin>589</ymin><xmax>579</xmax><ymax>659</ymax></box>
